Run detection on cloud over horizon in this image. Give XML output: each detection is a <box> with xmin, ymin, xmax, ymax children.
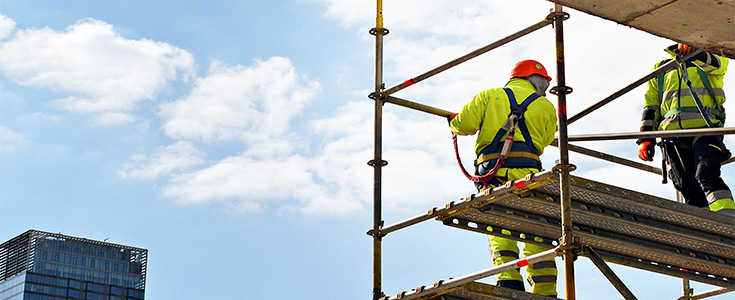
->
<box><xmin>2</xmin><ymin>0</ymin><xmax>733</xmax><ymax>218</ymax></box>
<box><xmin>0</xmin><ymin>17</ymin><xmax>194</xmax><ymax>125</ymax></box>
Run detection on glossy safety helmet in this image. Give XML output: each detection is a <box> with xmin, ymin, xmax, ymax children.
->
<box><xmin>510</xmin><ymin>60</ymin><xmax>552</xmax><ymax>82</ymax></box>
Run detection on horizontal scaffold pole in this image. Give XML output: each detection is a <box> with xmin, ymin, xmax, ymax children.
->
<box><xmin>551</xmin><ymin>141</ymin><xmax>662</xmax><ymax>175</ymax></box>
<box><xmin>567</xmin><ymin>50</ymin><xmax>701</xmax><ymax>125</ymax></box>
<box><xmin>381</xmin><ymin>247</ymin><xmax>560</xmax><ymax>300</ymax></box>
<box><xmin>679</xmin><ymin>287</ymin><xmax>735</xmax><ymax>300</ymax></box>
<box><xmin>384</xmin><ymin>96</ymin><xmax>453</xmax><ymax>117</ymax></box>
<box><xmin>564</xmin><ymin>127</ymin><xmax>735</xmax><ymax>142</ymax></box>
<box><xmin>380</xmin><ymin>15</ymin><xmax>556</xmax><ymax>97</ymax></box>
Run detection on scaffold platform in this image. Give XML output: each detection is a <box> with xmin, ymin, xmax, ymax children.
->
<box><xmin>423</xmin><ymin>282</ymin><xmax>559</xmax><ymax>300</ymax></box>
<box><xmin>378</xmin><ymin>168</ymin><xmax>734</xmax><ymax>300</ymax></box>
<box><xmin>437</xmin><ymin>169</ymin><xmax>735</xmax><ymax>289</ymax></box>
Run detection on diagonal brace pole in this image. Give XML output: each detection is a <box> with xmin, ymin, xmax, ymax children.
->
<box><xmin>381</xmin><ymin>248</ymin><xmax>561</xmax><ymax>300</ymax></box>
<box><xmin>584</xmin><ymin>246</ymin><xmax>638</xmax><ymax>300</ymax></box>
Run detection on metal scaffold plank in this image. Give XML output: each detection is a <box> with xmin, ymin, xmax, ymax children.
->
<box><xmin>425</xmin><ymin>282</ymin><xmax>559</xmax><ymax>300</ymax></box>
<box><xmin>439</xmin><ymin>172</ymin><xmax>735</xmax><ymax>288</ymax></box>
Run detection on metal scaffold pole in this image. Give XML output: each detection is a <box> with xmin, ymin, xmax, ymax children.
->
<box><xmin>550</xmin><ymin>4</ymin><xmax>576</xmax><ymax>300</ymax></box>
<box><xmin>370</xmin><ymin>1</ymin><xmax>388</xmax><ymax>300</ymax></box>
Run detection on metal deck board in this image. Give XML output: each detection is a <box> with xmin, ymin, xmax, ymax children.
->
<box><xmin>424</xmin><ymin>282</ymin><xmax>560</xmax><ymax>300</ymax></box>
<box><xmin>439</xmin><ymin>175</ymin><xmax>735</xmax><ymax>288</ymax></box>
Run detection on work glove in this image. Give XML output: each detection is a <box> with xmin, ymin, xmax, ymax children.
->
<box><xmin>677</xmin><ymin>43</ymin><xmax>693</xmax><ymax>54</ymax></box>
<box><xmin>637</xmin><ymin>140</ymin><xmax>655</xmax><ymax>161</ymax></box>
<box><xmin>447</xmin><ymin>113</ymin><xmax>457</xmax><ymax>126</ymax></box>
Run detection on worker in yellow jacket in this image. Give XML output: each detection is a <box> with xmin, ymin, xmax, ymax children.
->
<box><xmin>449</xmin><ymin>60</ymin><xmax>558</xmax><ymax>296</ymax></box>
<box><xmin>637</xmin><ymin>44</ymin><xmax>734</xmax><ymax>215</ymax></box>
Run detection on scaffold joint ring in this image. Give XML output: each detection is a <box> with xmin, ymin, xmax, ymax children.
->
<box><xmin>367</xmin><ymin>159</ymin><xmax>388</xmax><ymax>167</ymax></box>
<box><xmin>369</xmin><ymin>27</ymin><xmax>390</xmax><ymax>36</ymax></box>
<box><xmin>546</xmin><ymin>11</ymin><xmax>570</xmax><ymax>22</ymax></box>
<box><xmin>550</xmin><ymin>85</ymin><xmax>573</xmax><ymax>95</ymax></box>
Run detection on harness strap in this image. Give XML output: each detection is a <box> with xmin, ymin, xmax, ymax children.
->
<box><xmin>663</xmin><ymin>106</ymin><xmax>725</xmax><ymax>121</ymax></box>
<box><xmin>475</xmin><ymin>151</ymin><xmax>540</xmax><ymax>166</ymax></box>
<box><xmin>451</xmin><ymin>87</ymin><xmax>541</xmax><ymax>187</ymax></box>
<box><xmin>656</xmin><ymin>59</ymin><xmax>724</xmax><ymax>116</ymax></box>
<box><xmin>481</xmin><ymin>88</ymin><xmax>539</xmax><ymax>157</ymax></box>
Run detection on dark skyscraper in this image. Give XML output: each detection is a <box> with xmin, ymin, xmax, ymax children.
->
<box><xmin>0</xmin><ymin>229</ymin><xmax>147</xmax><ymax>300</ymax></box>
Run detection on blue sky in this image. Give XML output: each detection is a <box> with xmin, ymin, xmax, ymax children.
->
<box><xmin>1</xmin><ymin>1</ymin><xmax>733</xmax><ymax>299</ymax></box>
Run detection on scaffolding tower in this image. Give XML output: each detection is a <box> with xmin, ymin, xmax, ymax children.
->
<box><xmin>368</xmin><ymin>1</ymin><xmax>735</xmax><ymax>300</ymax></box>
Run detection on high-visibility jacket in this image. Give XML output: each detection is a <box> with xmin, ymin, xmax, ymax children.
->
<box><xmin>642</xmin><ymin>46</ymin><xmax>729</xmax><ymax>131</ymax></box>
<box><xmin>450</xmin><ymin>78</ymin><xmax>557</xmax><ymax>158</ymax></box>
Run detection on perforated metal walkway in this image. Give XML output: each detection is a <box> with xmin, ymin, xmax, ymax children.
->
<box><xmin>424</xmin><ymin>282</ymin><xmax>558</xmax><ymax>300</ymax></box>
<box><xmin>438</xmin><ymin>169</ymin><xmax>735</xmax><ymax>289</ymax></box>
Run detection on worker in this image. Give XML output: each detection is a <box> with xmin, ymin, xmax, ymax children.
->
<box><xmin>636</xmin><ymin>43</ymin><xmax>734</xmax><ymax>215</ymax></box>
<box><xmin>449</xmin><ymin>60</ymin><xmax>558</xmax><ymax>296</ymax></box>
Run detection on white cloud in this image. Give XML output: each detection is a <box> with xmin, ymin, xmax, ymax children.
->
<box><xmin>123</xmin><ymin>1</ymin><xmax>734</xmax><ymax>217</ymax></box>
<box><xmin>119</xmin><ymin>141</ymin><xmax>205</xmax><ymax>180</ymax></box>
<box><xmin>0</xmin><ymin>14</ymin><xmax>16</xmax><ymax>40</ymax></box>
<box><xmin>159</xmin><ymin>57</ymin><xmax>319</xmax><ymax>151</ymax></box>
<box><xmin>159</xmin><ymin>153</ymin><xmax>365</xmax><ymax>216</ymax></box>
<box><xmin>0</xmin><ymin>125</ymin><xmax>25</xmax><ymax>152</ymax></box>
<box><xmin>0</xmin><ymin>18</ymin><xmax>194</xmax><ymax>124</ymax></box>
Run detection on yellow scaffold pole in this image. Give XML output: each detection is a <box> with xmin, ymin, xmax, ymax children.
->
<box><xmin>370</xmin><ymin>1</ymin><xmax>388</xmax><ymax>300</ymax></box>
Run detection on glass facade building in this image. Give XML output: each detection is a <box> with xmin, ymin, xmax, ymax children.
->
<box><xmin>0</xmin><ymin>230</ymin><xmax>147</xmax><ymax>300</ymax></box>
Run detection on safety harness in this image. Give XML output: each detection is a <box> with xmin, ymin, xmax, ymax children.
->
<box><xmin>453</xmin><ymin>88</ymin><xmax>542</xmax><ymax>188</ymax></box>
<box><xmin>656</xmin><ymin>59</ymin><xmax>725</xmax><ymax>128</ymax></box>
<box><xmin>655</xmin><ymin>58</ymin><xmax>728</xmax><ymax>183</ymax></box>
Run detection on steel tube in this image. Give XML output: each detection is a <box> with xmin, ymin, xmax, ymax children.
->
<box><xmin>551</xmin><ymin>5</ymin><xmax>576</xmax><ymax>300</ymax></box>
<box><xmin>565</xmin><ymin>127</ymin><xmax>735</xmax><ymax>142</ymax></box>
<box><xmin>585</xmin><ymin>247</ymin><xmax>638</xmax><ymax>300</ymax></box>
<box><xmin>384</xmin><ymin>96</ymin><xmax>454</xmax><ymax>117</ymax></box>
<box><xmin>682</xmin><ymin>279</ymin><xmax>692</xmax><ymax>300</ymax></box>
<box><xmin>680</xmin><ymin>287</ymin><xmax>734</xmax><ymax>300</ymax></box>
<box><xmin>551</xmin><ymin>141</ymin><xmax>663</xmax><ymax>175</ymax></box>
<box><xmin>381</xmin><ymin>17</ymin><xmax>553</xmax><ymax>97</ymax></box>
<box><xmin>567</xmin><ymin>51</ymin><xmax>700</xmax><ymax>125</ymax></box>
<box><xmin>372</xmin><ymin>1</ymin><xmax>385</xmax><ymax>299</ymax></box>
<box><xmin>383</xmin><ymin>248</ymin><xmax>560</xmax><ymax>300</ymax></box>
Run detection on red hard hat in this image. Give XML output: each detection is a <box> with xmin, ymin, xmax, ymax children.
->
<box><xmin>510</xmin><ymin>60</ymin><xmax>551</xmax><ymax>82</ymax></box>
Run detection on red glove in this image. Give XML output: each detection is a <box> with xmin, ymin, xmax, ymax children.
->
<box><xmin>447</xmin><ymin>113</ymin><xmax>457</xmax><ymax>125</ymax></box>
<box><xmin>638</xmin><ymin>141</ymin><xmax>655</xmax><ymax>161</ymax></box>
<box><xmin>678</xmin><ymin>43</ymin><xmax>693</xmax><ymax>54</ymax></box>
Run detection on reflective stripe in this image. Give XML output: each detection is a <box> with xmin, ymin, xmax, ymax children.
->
<box><xmin>660</xmin><ymin>111</ymin><xmax>723</xmax><ymax>128</ymax></box>
<box><xmin>663</xmin><ymin>107</ymin><xmax>725</xmax><ymax>120</ymax></box>
<box><xmin>475</xmin><ymin>151</ymin><xmax>540</xmax><ymax>166</ymax></box>
<box><xmin>706</xmin><ymin>190</ymin><xmax>731</xmax><ymax>204</ymax></box>
<box><xmin>663</xmin><ymin>87</ymin><xmax>725</xmax><ymax>101</ymax></box>
<box><xmin>707</xmin><ymin>190</ymin><xmax>735</xmax><ymax>211</ymax></box>
<box><xmin>640</xmin><ymin>119</ymin><xmax>658</xmax><ymax>128</ymax></box>
<box><xmin>531</xmin><ymin>260</ymin><xmax>556</xmax><ymax>270</ymax></box>
<box><xmin>493</xmin><ymin>250</ymin><xmax>519</xmax><ymax>260</ymax></box>
<box><xmin>528</xmin><ymin>275</ymin><xmax>557</xmax><ymax>284</ymax></box>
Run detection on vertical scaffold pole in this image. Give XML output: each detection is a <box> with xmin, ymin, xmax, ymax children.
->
<box><xmin>370</xmin><ymin>1</ymin><xmax>387</xmax><ymax>300</ymax></box>
<box><xmin>551</xmin><ymin>4</ymin><xmax>576</xmax><ymax>300</ymax></box>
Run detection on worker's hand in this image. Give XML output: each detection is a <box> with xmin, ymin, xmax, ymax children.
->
<box><xmin>637</xmin><ymin>140</ymin><xmax>656</xmax><ymax>161</ymax></box>
<box><xmin>678</xmin><ymin>43</ymin><xmax>694</xmax><ymax>54</ymax></box>
<box><xmin>447</xmin><ymin>113</ymin><xmax>457</xmax><ymax>126</ymax></box>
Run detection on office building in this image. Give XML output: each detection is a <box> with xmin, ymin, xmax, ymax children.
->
<box><xmin>0</xmin><ymin>229</ymin><xmax>147</xmax><ymax>300</ymax></box>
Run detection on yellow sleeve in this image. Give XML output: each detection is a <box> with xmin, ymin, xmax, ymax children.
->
<box><xmin>450</xmin><ymin>90</ymin><xmax>489</xmax><ymax>136</ymax></box>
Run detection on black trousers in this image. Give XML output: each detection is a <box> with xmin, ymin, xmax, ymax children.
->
<box><xmin>662</xmin><ymin>135</ymin><xmax>730</xmax><ymax>208</ymax></box>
